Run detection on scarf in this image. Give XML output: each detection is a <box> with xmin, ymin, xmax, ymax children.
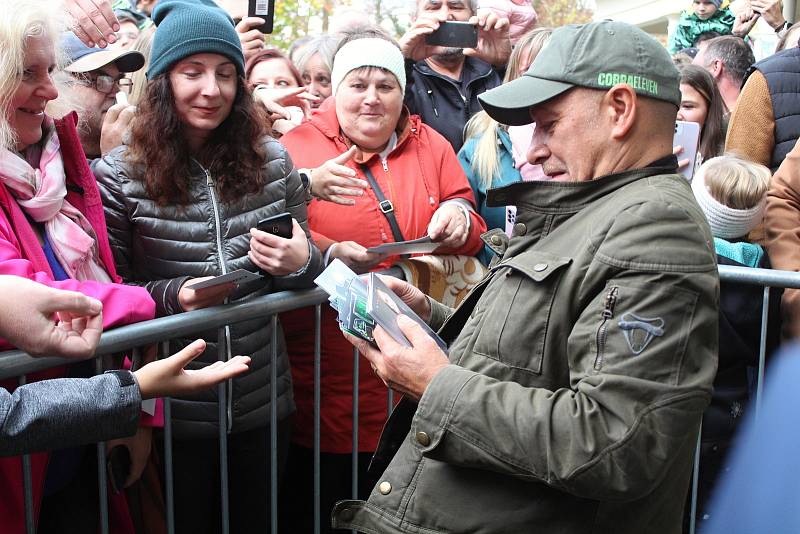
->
<box><xmin>0</xmin><ymin>118</ymin><xmax>111</xmax><ymax>282</ymax></box>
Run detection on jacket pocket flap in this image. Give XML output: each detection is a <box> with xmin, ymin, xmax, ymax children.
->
<box><xmin>493</xmin><ymin>250</ymin><xmax>572</xmax><ymax>282</ymax></box>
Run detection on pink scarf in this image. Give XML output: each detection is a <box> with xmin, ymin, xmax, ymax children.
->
<box><xmin>0</xmin><ymin>117</ymin><xmax>111</xmax><ymax>282</ymax></box>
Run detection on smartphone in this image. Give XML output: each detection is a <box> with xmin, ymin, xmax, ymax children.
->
<box><xmin>425</xmin><ymin>21</ymin><xmax>478</xmax><ymax>49</ymax></box>
<box><xmin>107</xmin><ymin>445</ymin><xmax>131</xmax><ymax>494</ymax></box>
<box><xmin>248</xmin><ymin>0</ymin><xmax>275</xmax><ymax>34</ymax></box>
<box><xmin>673</xmin><ymin>120</ymin><xmax>701</xmax><ymax>180</ymax></box>
<box><xmin>257</xmin><ymin>212</ymin><xmax>293</xmax><ymax>239</ymax></box>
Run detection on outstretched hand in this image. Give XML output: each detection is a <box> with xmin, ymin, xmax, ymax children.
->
<box><xmin>133</xmin><ymin>339</ymin><xmax>251</xmax><ymax>399</ymax></box>
<box><xmin>0</xmin><ymin>276</ymin><xmax>104</xmax><ymax>359</ymax></box>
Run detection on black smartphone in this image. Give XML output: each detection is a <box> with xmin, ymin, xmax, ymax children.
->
<box><xmin>257</xmin><ymin>212</ymin><xmax>293</xmax><ymax>239</ymax></box>
<box><xmin>107</xmin><ymin>445</ymin><xmax>131</xmax><ymax>494</ymax></box>
<box><xmin>248</xmin><ymin>0</ymin><xmax>275</xmax><ymax>34</ymax></box>
<box><xmin>425</xmin><ymin>21</ymin><xmax>478</xmax><ymax>49</ymax></box>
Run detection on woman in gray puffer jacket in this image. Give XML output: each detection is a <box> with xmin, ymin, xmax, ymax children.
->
<box><xmin>93</xmin><ymin>1</ymin><xmax>323</xmax><ymax>532</ymax></box>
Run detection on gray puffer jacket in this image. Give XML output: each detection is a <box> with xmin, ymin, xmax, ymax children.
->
<box><xmin>95</xmin><ymin>138</ymin><xmax>323</xmax><ymax>439</ymax></box>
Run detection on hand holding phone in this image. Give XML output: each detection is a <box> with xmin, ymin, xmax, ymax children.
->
<box><xmin>247</xmin><ymin>0</ymin><xmax>275</xmax><ymax>34</ymax></box>
<box><xmin>673</xmin><ymin>120</ymin><xmax>701</xmax><ymax>180</ymax></box>
<box><xmin>425</xmin><ymin>21</ymin><xmax>478</xmax><ymax>48</ymax></box>
<box><xmin>257</xmin><ymin>212</ymin><xmax>293</xmax><ymax>239</ymax></box>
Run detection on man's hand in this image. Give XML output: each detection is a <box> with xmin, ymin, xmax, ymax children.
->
<box><xmin>750</xmin><ymin>0</ymin><xmax>786</xmax><ymax>30</ymax></box>
<box><xmin>177</xmin><ymin>278</ymin><xmax>236</xmax><ymax>312</ymax></box>
<box><xmin>733</xmin><ymin>8</ymin><xmax>760</xmax><ymax>37</ymax></box>
<box><xmin>463</xmin><ymin>11</ymin><xmax>511</xmax><ymax>67</ymax></box>
<box><xmin>328</xmin><ymin>241</ymin><xmax>386</xmax><ymax>273</ymax></box>
<box><xmin>235</xmin><ymin>17</ymin><xmax>267</xmax><ymax>63</ymax></box>
<box><xmin>249</xmin><ymin>219</ymin><xmax>311</xmax><ymax>275</ymax></box>
<box><xmin>0</xmin><ymin>276</ymin><xmax>104</xmax><ymax>359</ymax></box>
<box><xmin>65</xmin><ymin>0</ymin><xmax>119</xmax><ymax>48</ymax></box>
<box><xmin>376</xmin><ymin>275</ymin><xmax>432</xmax><ymax>323</ymax></box>
<box><xmin>344</xmin><ymin>315</ymin><xmax>449</xmax><ymax>400</ymax></box>
<box><xmin>100</xmin><ymin>103</ymin><xmax>135</xmax><ymax>156</ymax></box>
<box><xmin>133</xmin><ymin>339</ymin><xmax>252</xmax><ymax>399</ymax></box>
<box><xmin>428</xmin><ymin>204</ymin><xmax>469</xmax><ymax>249</ymax></box>
<box><xmin>309</xmin><ymin>146</ymin><xmax>368</xmax><ymax>205</ymax></box>
<box><xmin>398</xmin><ymin>15</ymin><xmax>450</xmax><ymax>61</ymax></box>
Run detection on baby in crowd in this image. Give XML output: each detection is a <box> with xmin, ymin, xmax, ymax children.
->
<box><xmin>692</xmin><ymin>154</ymin><xmax>771</xmax><ymax>266</ymax></box>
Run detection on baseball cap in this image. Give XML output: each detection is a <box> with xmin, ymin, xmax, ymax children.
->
<box><xmin>479</xmin><ymin>21</ymin><xmax>681</xmax><ymax>126</ymax></box>
<box><xmin>61</xmin><ymin>32</ymin><xmax>145</xmax><ymax>74</ymax></box>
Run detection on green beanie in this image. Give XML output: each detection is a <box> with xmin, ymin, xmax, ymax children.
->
<box><xmin>148</xmin><ymin>0</ymin><xmax>245</xmax><ymax>80</ymax></box>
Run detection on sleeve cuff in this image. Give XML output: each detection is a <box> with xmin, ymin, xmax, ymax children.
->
<box><xmin>411</xmin><ymin>364</ymin><xmax>476</xmax><ymax>453</ymax></box>
<box><xmin>428</xmin><ymin>296</ymin><xmax>453</xmax><ymax>331</ymax></box>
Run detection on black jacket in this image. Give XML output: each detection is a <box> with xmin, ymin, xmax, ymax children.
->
<box><xmin>404</xmin><ymin>56</ymin><xmax>503</xmax><ymax>152</ymax></box>
<box><xmin>95</xmin><ymin>138</ymin><xmax>323</xmax><ymax>439</ymax></box>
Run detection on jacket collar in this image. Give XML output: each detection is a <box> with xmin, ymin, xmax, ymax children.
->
<box><xmin>487</xmin><ymin>155</ymin><xmax>679</xmax><ymax>213</ymax></box>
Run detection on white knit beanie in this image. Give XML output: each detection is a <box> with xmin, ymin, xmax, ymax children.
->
<box><xmin>331</xmin><ymin>38</ymin><xmax>406</xmax><ymax>96</ymax></box>
<box><xmin>692</xmin><ymin>169</ymin><xmax>766</xmax><ymax>239</ymax></box>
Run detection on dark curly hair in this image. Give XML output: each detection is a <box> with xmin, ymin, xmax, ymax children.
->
<box><xmin>127</xmin><ymin>74</ymin><xmax>269</xmax><ymax>205</ymax></box>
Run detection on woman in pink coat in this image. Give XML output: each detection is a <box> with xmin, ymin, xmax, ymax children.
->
<box><xmin>0</xmin><ymin>1</ymin><xmax>156</xmax><ymax>531</ymax></box>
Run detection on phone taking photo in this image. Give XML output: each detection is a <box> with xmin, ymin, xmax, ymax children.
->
<box><xmin>257</xmin><ymin>212</ymin><xmax>293</xmax><ymax>239</ymax></box>
<box><xmin>673</xmin><ymin>120</ymin><xmax>701</xmax><ymax>180</ymax></box>
<box><xmin>425</xmin><ymin>21</ymin><xmax>478</xmax><ymax>49</ymax></box>
<box><xmin>248</xmin><ymin>0</ymin><xmax>275</xmax><ymax>34</ymax></box>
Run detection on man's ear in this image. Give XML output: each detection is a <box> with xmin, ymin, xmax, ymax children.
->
<box><xmin>710</xmin><ymin>59</ymin><xmax>723</xmax><ymax>79</ymax></box>
<box><xmin>602</xmin><ymin>84</ymin><xmax>637</xmax><ymax>140</ymax></box>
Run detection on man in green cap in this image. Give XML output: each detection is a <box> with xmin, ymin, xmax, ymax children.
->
<box><xmin>333</xmin><ymin>20</ymin><xmax>719</xmax><ymax>534</ymax></box>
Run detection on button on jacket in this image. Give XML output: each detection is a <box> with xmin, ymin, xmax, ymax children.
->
<box><xmin>333</xmin><ymin>158</ymin><xmax>719</xmax><ymax>534</ymax></box>
<box><xmin>95</xmin><ymin>138</ymin><xmax>323</xmax><ymax>439</ymax></box>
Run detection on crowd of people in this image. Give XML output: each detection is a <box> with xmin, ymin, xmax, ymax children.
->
<box><xmin>1</xmin><ymin>0</ymin><xmax>799</xmax><ymax>532</ymax></box>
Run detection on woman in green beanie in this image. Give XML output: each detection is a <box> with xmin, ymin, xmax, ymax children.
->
<box><xmin>93</xmin><ymin>0</ymin><xmax>324</xmax><ymax>531</ymax></box>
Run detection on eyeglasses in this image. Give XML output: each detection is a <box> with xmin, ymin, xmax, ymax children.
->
<box><xmin>76</xmin><ymin>74</ymin><xmax>133</xmax><ymax>94</ymax></box>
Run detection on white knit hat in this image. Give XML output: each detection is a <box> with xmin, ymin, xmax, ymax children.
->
<box><xmin>331</xmin><ymin>38</ymin><xmax>406</xmax><ymax>96</ymax></box>
<box><xmin>692</xmin><ymin>169</ymin><xmax>766</xmax><ymax>239</ymax></box>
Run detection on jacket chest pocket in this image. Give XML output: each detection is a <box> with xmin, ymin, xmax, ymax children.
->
<box><xmin>469</xmin><ymin>251</ymin><xmax>571</xmax><ymax>377</ymax></box>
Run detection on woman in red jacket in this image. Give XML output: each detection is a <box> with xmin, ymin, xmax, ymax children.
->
<box><xmin>279</xmin><ymin>31</ymin><xmax>486</xmax><ymax>532</ymax></box>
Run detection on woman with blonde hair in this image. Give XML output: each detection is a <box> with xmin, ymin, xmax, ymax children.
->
<box><xmin>457</xmin><ymin>27</ymin><xmax>552</xmax><ymax>265</ymax></box>
<box><xmin>0</xmin><ymin>0</ymin><xmax>156</xmax><ymax>530</ymax></box>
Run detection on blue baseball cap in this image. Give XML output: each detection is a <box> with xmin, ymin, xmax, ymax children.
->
<box><xmin>61</xmin><ymin>32</ymin><xmax>145</xmax><ymax>74</ymax></box>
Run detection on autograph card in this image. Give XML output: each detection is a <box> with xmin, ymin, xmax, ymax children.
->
<box><xmin>184</xmin><ymin>269</ymin><xmax>263</xmax><ymax>290</ymax></box>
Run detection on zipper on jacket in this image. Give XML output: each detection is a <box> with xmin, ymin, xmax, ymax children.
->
<box><xmin>593</xmin><ymin>287</ymin><xmax>618</xmax><ymax>371</ymax></box>
<box><xmin>197</xmin><ymin>160</ymin><xmax>235</xmax><ymax>432</ymax></box>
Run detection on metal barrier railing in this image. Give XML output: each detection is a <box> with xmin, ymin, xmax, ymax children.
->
<box><xmin>1</xmin><ymin>265</ymin><xmax>797</xmax><ymax>534</ymax></box>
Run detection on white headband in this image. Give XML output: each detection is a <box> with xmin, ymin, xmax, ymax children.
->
<box><xmin>692</xmin><ymin>171</ymin><xmax>766</xmax><ymax>239</ymax></box>
<box><xmin>331</xmin><ymin>38</ymin><xmax>406</xmax><ymax>96</ymax></box>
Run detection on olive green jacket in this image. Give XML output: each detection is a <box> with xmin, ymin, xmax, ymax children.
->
<box><xmin>333</xmin><ymin>159</ymin><xmax>719</xmax><ymax>534</ymax></box>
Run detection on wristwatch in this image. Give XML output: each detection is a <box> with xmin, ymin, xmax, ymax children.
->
<box><xmin>775</xmin><ymin>20</ymin><xmax>792</xmax><ymax>34</ymax></box>
<box><xmin>297</xmin><ymin>168</ymin><xmax>313</xmax><ymax>203</ymax></box>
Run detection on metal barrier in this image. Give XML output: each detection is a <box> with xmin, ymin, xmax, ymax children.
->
<box><xmin>0</xmin><ymin>265</ymin><xmax>797</xmax><ymax>534</ymax></box>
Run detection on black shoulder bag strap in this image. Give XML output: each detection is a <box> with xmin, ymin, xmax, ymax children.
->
<box><xmin>360</xmin><ymin>164</ymin><xmax>406</xmax><ymax>243</ymax></box>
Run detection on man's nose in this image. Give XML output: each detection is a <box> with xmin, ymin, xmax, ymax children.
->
<box><xmin>526</xmin><ymin>129</ymin><xmax>549</xmax><ymax>165</ymax></box>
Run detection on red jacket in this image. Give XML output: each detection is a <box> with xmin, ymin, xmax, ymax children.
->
<box><xmin>0</xmin><ymin>113</ymin><xmax>156</xmax><ymax>532</ymax></box>
<box><xmin>280</xmin><ymin>100</ymin><xmax>485</xmax><ymax>452</ymax></box>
